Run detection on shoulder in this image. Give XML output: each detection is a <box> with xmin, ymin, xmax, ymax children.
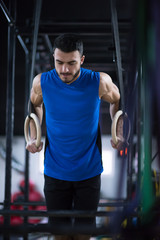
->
<box><xmin>99</xmin><ymin>72</ymin><xmax>112</xmax><ymax>86</ymax></box>
<box><xmin>33</xmin><ymin>73</ymin><xmax>42</xmax><ymax>85</ymax></box>
<box><xmin>99</xmin><ymin>72</ymin><xmax>120</xmax><ymax>101</ymax></box>
<box><xmin>99</xmin><ymin>72</ymin><xmax>113</xmax><ymax>96</ymax></box>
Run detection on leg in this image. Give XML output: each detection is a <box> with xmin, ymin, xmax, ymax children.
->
<box><xmin>73</xmin><ymin>175</ymin><xmax>101</xmax><ymax>240</ymax></box>
<box><xmin>44</xmin><ymin>175</ymin><xmax>73</xmax><ymax>240</ymax></box>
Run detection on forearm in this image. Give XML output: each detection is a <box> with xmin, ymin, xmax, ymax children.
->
<box><xmin>110</xmin><ymin>100</ymin><xmax>120</xmax><ymax>120</ymax></box>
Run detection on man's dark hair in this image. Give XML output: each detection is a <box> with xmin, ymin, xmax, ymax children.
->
<box><xmin>53</xmin><ymin>33</ymin><xmax>83</xmax><ymax>56</ymax></box>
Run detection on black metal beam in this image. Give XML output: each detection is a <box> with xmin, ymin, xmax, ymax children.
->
<box><xmin>0</xmin><ymin>200</ymin><xmax>128</xmax><ymax>207</ymax></box>
<box><xmin>17</xmin><ymin>20</ymin><xmax>131</xmax><ymax>36</ymax></box>
<box><xmin>0</xmin><ymin>0</ymin><xmax>14</xmax><ymax>24</ymax></box>
<box><xmin>4</xmin><ymin>2</ymin><xmax>16</xmax><ymax>239</ymax></box>
<box><xmin>43</xmin><ymin>34</ymin><xmax>53</xmax><ymax>53</ymax></box>
<box><xmin>23</xmin><ymin>1</ymin><xmax>42</xmax><ymax>233</ymax></box>
<box><xmin>0</xmin><ymin>209</ymin><xmax>118</xmax><ymax>217</ymax></box>
<box><xmin>17</xmin><ymin>35</ymin><xmax>29</xmax><ymax>55</ymax></box>
<box><xmin>0</xmin><ymin>223</ymin><xmax>159</xmax><ymax>238</ymax></box>
<box><xmin>0</xmin><ymin>0</ymin><xmax>29</xmax><ymax>57</ymax></box>
<box><xmin>0</xmin><ymin>224</ymin><xmax>113</xmax><ymax>237</ymax></box>
<box><xmin>24</xmin><ymin>50</ymin><xmax>31</xmax><ymax>231</ymax></box>
<box><xmin>39</xmin><ymin>20</ymin><xmax>131</xmax><ymax>27</ymax></box>
<box><xmin>19</xmin><ymin>31</ymin><xmax>128</xmax><ymax>37</ymax></box>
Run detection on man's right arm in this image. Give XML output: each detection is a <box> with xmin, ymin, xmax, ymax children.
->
<box><xmin>26</xmin><ymin>73</ymin><xmax>43</xmax><ymax>153</ymax></box>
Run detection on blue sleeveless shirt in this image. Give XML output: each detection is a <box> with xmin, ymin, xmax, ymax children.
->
<box><xmin>41</xmin><ymin>68</ymin><xmax>103</xmax><ymax>181</ymax></box>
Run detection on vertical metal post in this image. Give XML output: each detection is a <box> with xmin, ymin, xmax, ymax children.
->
<box><xmin>17</xmin><ymin>24</ymin><xmax>30</xmax><ymax>240</ymax></box>
<box><xmin>4</xmin><ymin>0</ymin><xmax>16</xmax><ymax>238</ymax></box>
<box><xmin>16</xmin><ymin>37</ymin><xmax>30</xmax><ymax>230</ymax></box>
<box><xmin>23</xmin><ymin>52</ymin><xmax>30</xmax><ymax>240</ymax></box>
<box><xmin>25</xmin><ymin>0</ymin><xmax>42</xmax><ymax>200</ymax></box>
<box><xmin>24</xmin><ymin>52</ymin><xmax>30</xmax><ymax>195</ymax></box>
<box><xmin>23</xmin><ymin>1</ymin><xmax>42</xmax><ymax>238</ymax></box>
<box><xmin>137</xmin><ymin>63</ymin><xmax>142</xmax><ymax>191</ymax></box>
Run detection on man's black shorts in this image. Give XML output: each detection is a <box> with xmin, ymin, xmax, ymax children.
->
<box><xmin>44</xmin><ymin>174</ymin><xmax>101</xmax><ymax>226</ymax></box>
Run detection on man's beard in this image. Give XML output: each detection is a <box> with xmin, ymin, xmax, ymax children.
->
<box><xmin>56</xmin><ymin>68</ymin><xmax>80</xmax><ymax>84</ymax></box>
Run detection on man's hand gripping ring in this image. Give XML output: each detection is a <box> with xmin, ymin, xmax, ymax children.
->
<box><xmin>111</xmin><ymin>110</ymin><xmax>130</xmax><ymax>145</ymax></box>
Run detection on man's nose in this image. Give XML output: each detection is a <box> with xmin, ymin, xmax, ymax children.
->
<box><xmin>62</xmin><ymin>64</ymin><xmax>69</xmax><ymax>73</ymax></box>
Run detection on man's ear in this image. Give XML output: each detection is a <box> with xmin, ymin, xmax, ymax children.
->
<box><xmin>81</xmin><ymin>55</ymin><xmax>85</xmax><ymax>65</ymax></box>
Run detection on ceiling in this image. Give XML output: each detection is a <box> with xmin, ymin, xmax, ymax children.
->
<box><xmin>0</xmin><ymin>0</ymin><xmax>136</xmax><ymax>135</ymax></box>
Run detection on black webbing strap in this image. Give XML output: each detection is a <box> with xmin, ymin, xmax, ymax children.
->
<box><xmin>110</xmin><ymin>0</ymin><xmax>125</xmax><ymax>112</ymax></box>
<box><xmin>27</xmin><ymin>100</ymin><xmax>36</xmax><ymax>117</ymax></box>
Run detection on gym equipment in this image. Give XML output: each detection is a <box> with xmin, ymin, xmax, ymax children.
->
<box><xmin>24</xmin><ymin>113</ymin><xmax>41</xmax><ymax>148</ymax></box>
<box><xmin>111</xmin><ymin>110</ymin><xmax>130</xmax><ymax>145</ymax></box>
<box><xmin>110</xmin><ymin>0</ymin><xmax>130</xmax><ymax>147</ymax></box>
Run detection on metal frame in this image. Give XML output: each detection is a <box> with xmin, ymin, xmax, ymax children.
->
<box><xmin>1</xmin><ymin>0</ymin><xmax>155</xmax><ymax>239</ymax></box>
<box><xmin>3</xmin><ymin>1</ymin><xmax>16</xmax><ymax>235</ymax></box>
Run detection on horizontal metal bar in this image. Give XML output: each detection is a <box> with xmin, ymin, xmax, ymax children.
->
<box><xmin>0</xmin><ymin>224</ymin><xmax>114</xmax><ymax>236</ymax></box>
<box><xmin>11</xmin><ymin>201</ymin><xmax>46</xmax><ymax>206</ymax></box>
<box><xmin>0</xmin><ymin>223</ymin><xmax>159</xmax><ymax>237</ymax></box>
<box><xmin>39</xmin><ymin>20</ymin><xmax>131</xmax><ymax>27</ymax></box>
<box><xmin>0</xmin><ymin>200</ymin><xmax>128</xmax><ymax>207</ymax></box>
<box><xmin>19</xmin><ymin>31</ymin><xmax>128</xmax><ymax>37</ymax></box>
<box><xmin>0</xmin><ymin>209</ymin><xmax>120</xmax><ymax>217</ymax></box>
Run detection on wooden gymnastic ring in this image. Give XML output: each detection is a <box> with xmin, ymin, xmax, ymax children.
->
<box><xmin>111</xmin><ymin>110</ymin><xmax>123</xmax><ymax>145</ymax></box>
<box><xmin>24</xmin><ymin>113</ymin><xmax>41</xmax><ymax>148</ymax></box>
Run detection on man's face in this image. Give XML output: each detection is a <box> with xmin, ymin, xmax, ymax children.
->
<box><xmin>54</xmin><ymin>48</ymin><xmax>85</xmax><ymax>84</ymax></box>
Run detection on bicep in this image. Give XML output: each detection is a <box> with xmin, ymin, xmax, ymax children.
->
<box><xmin>99</xmin><ymin>72</ymin><xmax>120</xmax><ymax>103</ymax></box>
<box><xmin>30</xmin><ymin>74</ymin><xmax>43</xmax><ymax>106</ymax></box>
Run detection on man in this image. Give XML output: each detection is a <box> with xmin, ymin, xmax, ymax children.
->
<box><xmin>26</xmin><ymin>34</ymin><xmax>122</xmax><ymax>240</ymax></box>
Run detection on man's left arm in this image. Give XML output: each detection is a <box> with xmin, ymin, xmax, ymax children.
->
<box><xmin>99</xmin><ymin>72</ymin><xmax>120</xmax><ymax>118</ymax></box>
<box><xmin>99</xmin><ymin>72</ymin><xmax>125</xmax><ymax>149</ymax></box>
